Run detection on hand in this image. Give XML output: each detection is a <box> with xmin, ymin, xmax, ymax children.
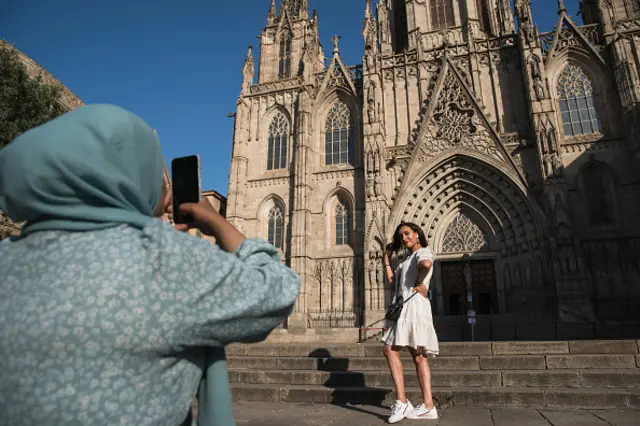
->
<box><xmin>173</xmin><ymin>199</ymin><xmax>222</xmax><ymax>236</ymax></box>
<box><xmin>413</xmin><ymin>283</ymin><xmax>428</xmax><ymax>298</ymax></box>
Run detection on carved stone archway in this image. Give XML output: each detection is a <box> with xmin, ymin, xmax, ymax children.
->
<box><xmin>391</xmin><ymin>155</ymin><xmax>551</xmax><ymax>315</ymax></box>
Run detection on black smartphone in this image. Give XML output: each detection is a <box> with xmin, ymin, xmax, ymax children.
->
<box><xmin>171</xmin><ymin>155</ymin><xmax>201</xmax><ymax>224</ymax></box>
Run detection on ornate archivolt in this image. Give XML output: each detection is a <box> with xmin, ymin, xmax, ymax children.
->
<box><xmin>393</xmin><ymin>155</ymin><xmax>541</xmax><ymax>257</ymax></box>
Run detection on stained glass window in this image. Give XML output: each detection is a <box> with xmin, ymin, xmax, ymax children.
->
<box><xmin>335</xmin><ymin>201</ymin><xmax>350</xmax><ymax>246</ymax></box>
<box><xmin>268</xmin><ymin>205</ymin><xmax>284</xmax><ymax>249</ymax></box>
<box><xmin>557</xmin><ymin>65</ymin><xmax>601</xmax><ymax>137</ymax></box>
<box><xmin>430</xmin><ymin>0</ymin><xmax>455</xmax><ymax>30</ymax></box>
<box><xmin>267</xmin><ymin>113</ymin><xmax>288</xmax><ymax>170</ymax></box>
<box><xmin>325</xmin><ymin>101</ymin><xmax>354</xmax><ymax>165</ymax></box>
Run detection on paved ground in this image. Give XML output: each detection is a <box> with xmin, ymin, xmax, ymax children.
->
<box><xmin>233</xmin><ymin>402</ymin><xmax>640</xmax><ymax>425</ymax></box>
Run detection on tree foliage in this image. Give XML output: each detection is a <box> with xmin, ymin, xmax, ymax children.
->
<box><xmin>0</xmin><ymin>42</ymin><xmax>66</xmax><ymax>150</ymax></box>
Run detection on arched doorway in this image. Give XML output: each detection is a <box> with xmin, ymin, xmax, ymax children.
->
<box><xmin>389</xmin><ymin>155</ymin><xmax>550</xmax><ymax>317</ymax></box>
<box><xmin>436</xmin><ymin>210</ymin><xmax>499</xmax><ymax>316</ymax></box>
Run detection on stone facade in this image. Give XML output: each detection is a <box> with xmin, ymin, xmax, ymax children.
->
<box><xmin>228</xmin><ymin>0</ymin><xmax>640</xmax><ymax>331</ymax></box>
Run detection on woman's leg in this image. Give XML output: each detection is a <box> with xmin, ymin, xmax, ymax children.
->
<box><xmin>383</xmin><ymin>345</ymin><xmax>406</xmax><ymax>402</ymax></box>
<box><xmin>408</xmin><ymin>347</ymin><xmax>434</xmax><ymax>408</ymax></box>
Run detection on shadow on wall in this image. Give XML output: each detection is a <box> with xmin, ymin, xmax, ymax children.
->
<box><xmin>552</xmin><ymin>135</ymin><xmax>640</xmax><ymax>324</ymax></box>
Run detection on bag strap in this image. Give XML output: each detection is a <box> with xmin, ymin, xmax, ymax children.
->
<box><xmin>402</xmin><ymin>291</ymin><xmax>419</xmax><ymax>304</ymax></box>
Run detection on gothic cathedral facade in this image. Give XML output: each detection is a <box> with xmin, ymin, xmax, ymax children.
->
<box><xmin>226</xmin><ymin>0</ymin><xmax>640</xmax><ymax>333</ymax></box>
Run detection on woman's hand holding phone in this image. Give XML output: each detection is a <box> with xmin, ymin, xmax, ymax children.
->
<box><xmin>174</xmin><ymin>199</ymin><xmax>246</xmax><ymax>254</ymax></box>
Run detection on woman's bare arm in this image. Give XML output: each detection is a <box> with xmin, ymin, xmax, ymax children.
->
<box><xmin>383</xmin><ymin>251</ymin><xmax>394</xmax><ymax>284</ymax></box>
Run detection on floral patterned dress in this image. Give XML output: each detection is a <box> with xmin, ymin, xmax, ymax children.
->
<box><xmin>0</xmin><ymin>221</ymin><xmax>300</xmax><ymax>425</ymax></box>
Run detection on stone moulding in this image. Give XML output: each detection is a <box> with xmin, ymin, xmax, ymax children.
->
<box><xmin>247</xmin><ymin>177</ymin><xmax>289</xmax><ymax>188</ymax></box>
<box><xmin>561</xmin><ymin>138</ymin><xmax>628</xmax><ymax>154</ymax></box>
<box><xmin>311</xmin><ymin>168</ymin><xmax>359</xmax><ymax>181</ymax></box>
<box><xmin>249</xmin><ymin>76</ymin><xmax>303</xmax><ymax>96</ymax></box>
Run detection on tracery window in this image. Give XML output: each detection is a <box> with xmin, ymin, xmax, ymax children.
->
<box><xmin>557</xmin><ymin>65</ymin><xmax>601</xmax><ymax>137</ymax></box>
<box><xmin>278</xmin><ymin>33</ymin><xmax>292</xmax><ymax>79</ymax></box>
<box><xmin>334</xmin><ymin>200</ymin><xmax>350</xmax><ymax>246</ymax></box>
<box><xmin>582</xmin><ymin>163</ymin><xmax>615</xmax><ymax>227</ymax></box>
<box><xmin>268</xmin><ymin>205</ymin><xmax>284</xmax><ymax>249</ymax></box>
<box><xmin>430</xmin><ymin>0</ymin><xmax>455</xmax><ymax>30</ymax></box>
<box><xmin>442</xmin><ymin>212</ymin><xmax>489</xmax><ymax>253</ymax></box>
<box><xmin>325</xmin><ymin>101</ymin><xmax>355</xmax><ymax>165</ymax></box>
<box><xmin>267</xmin><ymin>113</ymin><xmax>288</xmax><ymax>170</ymax></box>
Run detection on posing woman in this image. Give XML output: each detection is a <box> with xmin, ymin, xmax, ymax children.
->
<box><xmin>382</xmin><ymin>222</ymin><xmax>439</xmax><ymax>423</ymax></box>
<box><xmin>0</xmin><ymin>105</ymin><xmax>300</xmax><ymax>425</ymax></box>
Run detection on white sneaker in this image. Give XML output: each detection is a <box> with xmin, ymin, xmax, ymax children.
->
<box><xmin>406</xmin><ymin>403</ymin><xmax>438</xmax><ymax>420</ymax></box>
<box><xmin>388</xmin><ymin>399</ymin><xmax>414</xmax><ymax>424</ymax></box>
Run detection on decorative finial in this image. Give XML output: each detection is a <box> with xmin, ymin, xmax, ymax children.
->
<box><xmin>332</xmin><ymin>34</ymin><xmax>341</xmax><ymax>55</ymax></box>
<box><xmin>243</xmin><ymin>45</ymin><xmax>254</xmax><ymax>75</ymax></box>
<box><xmin>268</xmin><ymin>0</ymin><xmax>277</xmax><ymax>23</ymax></box>
<box><xmin>558</xmin><ymin>0</ymin><xmax>567</xmax><ymax>14</ymax></box>
<box><xmin>365</xmin><ymin>0</ymin><xmax>373</xmax><ymax>20</ymax></box>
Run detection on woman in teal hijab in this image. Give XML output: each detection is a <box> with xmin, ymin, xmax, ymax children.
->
<box><xmin>0</xmin><ymin>104</ymin><xmax>300</xmax><ymax>425</ymax></box>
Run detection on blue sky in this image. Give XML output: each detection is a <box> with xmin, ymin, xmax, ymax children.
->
<box><xmin>1</xmin><ymin>0</ymin><xmax>580</xmax><ymax>194</ymax></box>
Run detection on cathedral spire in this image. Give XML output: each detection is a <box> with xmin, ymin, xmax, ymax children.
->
<box><xmin>243</xmin><ymin>45</ymin><xmax>254</xmax><ymax>70</ymax></box>
<box><xmin>365</xmin><ymin>0</ymin><xmax>373</xmax><ymax>21</ymax></box>
<box><xmin>267</xmin><ymin>0</ymin><xmax>277</xmax><ymax>25</ymax></box>
<box><xmin>241</xmin><ymin>45</ymin><xmax>255</xmax><ymax>93</ymax></box>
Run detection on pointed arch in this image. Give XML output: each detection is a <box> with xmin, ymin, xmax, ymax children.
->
<box><xmin>322</xmin><ymin>187</ymin><xmax>355</xmax><ymax>248</ymax></box>
<box><xmin>440</xmin><ymin>209</ymin><xmax>491</xmax><ymax>254</ymax></box>
<box><xmin>389</xmin><ymin>154</ymin><xmax>544</xmax><ymax>256</ymax></box>
<box><xmin>334</xmin><ymin>199</ymin><xmax>350</xmax><ymax>246</ymax></box>
<box><xmin>314</xmin><ymin>87</ymin><xmax>361</xmax><ymax>170</ymax></box>
<box><xmin>268</xmin><ymin>204</ymin><xmax>284</xmax><ymax>249</ymax></box>
<box><xmin>258</xmin><ymin>195</ymin><xmax>286</xmax><ymax>250</ymax></box>
<box><xmin>556</xmin><ymin>64</ymin><xmax>601</xmax><ymax>137</ymax></box>
<box><xmin>267</xmin><ymin>112</ymin><xmax>289</xmax><ymax>170</ymax></box>
<box><xmin>325</xmin><ymin>100</ymin><xmax>355</xmax><ymax>166</ymax></box>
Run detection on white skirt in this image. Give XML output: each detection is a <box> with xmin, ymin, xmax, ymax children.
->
<box><xmin>382</xmin><ymin>292</ymin><xmax>439</xmax><ymax>356</ymax></box>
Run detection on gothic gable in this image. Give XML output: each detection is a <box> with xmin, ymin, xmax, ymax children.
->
<box><xmin>544</xmin><ymin>13</ymin><xmax>606</xmax><ymax>67</ymax></box>
<box><xmin>315</xmin><ymin>55</ymin><xmax>358</xmax><ymax>99</ymax></box>
<box><xmin>405</xmin><ymin>56</ymin><xmax>523</xmax><ymax>185</ymax></box>
<box><xmin>276</xmin><ymin>4</ymin><xmax>294</xmax><ymax>36</ymax></box>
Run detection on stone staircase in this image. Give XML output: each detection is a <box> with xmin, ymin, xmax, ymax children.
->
<box><xmin>227</xmin><ymin>340</ymin><xmax>640</xmax><ymax>409</ymax></box>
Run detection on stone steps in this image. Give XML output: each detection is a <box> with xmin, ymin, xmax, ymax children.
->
<box><xmin>229</xmin><ymin>369</ymin><xmax>640</xmax><ymax>388</ymax></box>
<box><xmin>230</xmin><ymin>384</ymin><xmax>640</xmax><ymax>409</ymax></box>
<box><xmin>227</xmin><ymin>340</ymin><xmax>640</xmax><ymax>409</ymax></box>
<box><xmin>227</xmin><ymin>340</ymin><xmax>640</xmax><ymax>357</ymax></box>
<box><xmin>228</xmin><ymin>354</ymin><xmax>639</xmax><ymax>371</ymax></box>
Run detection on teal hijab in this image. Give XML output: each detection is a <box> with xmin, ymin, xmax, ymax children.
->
<box><xmin>0</xmin><ymin>104</ymin><xmax>234</xmax><ymax>426</ymax></box>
